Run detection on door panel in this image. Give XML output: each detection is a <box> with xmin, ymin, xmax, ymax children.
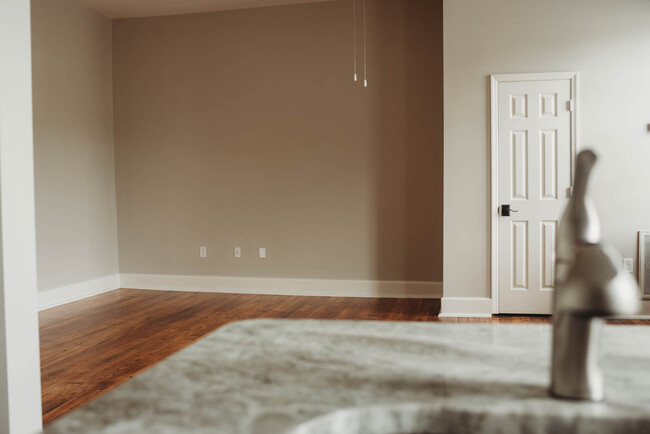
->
<box><xmin>511</xmin><ymin>131</ymin><xmax>528</xmax><ymax>199</ymax></box>
<box><xmin>511</xmin><ymin>220</ymin><xmax>528</xmax><ymax>289</ymax></box>
<box><xmin>497</xmin><ymin>79</ymin><xmax>572</xmax><ymax>314</ymax></box>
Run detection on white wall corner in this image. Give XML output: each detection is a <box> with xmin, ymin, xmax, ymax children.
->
<box><xmin>0</xmin><ymin>0</ymin><xmax>44</xmax><ymax>429</ymax></box>
<box><xmin>38</xmin><ymin>274</ymin><xmax>121</xmax><ymax>310</ymax></box>
<box><xmin>640</xmin><ymin>300</ymin><xmax>650</xmax><ymax>316</ymax></box>
<box><xmin>439</xmin><ymin>297</ymin><xmax>493</xmax><ymax>318</ymax></box>
<box><xmin>120</xmin><ymin>274</ymin><xmax>443</xmax><ymax>299</ymax></box>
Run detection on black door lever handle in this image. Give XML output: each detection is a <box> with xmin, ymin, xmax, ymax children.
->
<box><xmin>501</xmin><ymin>204</ymin><xmax>519</xmax><ymax>216</ymax></box>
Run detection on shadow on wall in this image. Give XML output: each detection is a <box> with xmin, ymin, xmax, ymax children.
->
<box><xmin>369</xmin><ymin>0</ymin><xmax>443</xmax><ymax>283</ymax></box>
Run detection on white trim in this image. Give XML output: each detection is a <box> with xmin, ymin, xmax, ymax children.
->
<box><xmin>489</xmin><ymin>72</ymin><xmax>578</xmax><ymax>314</ymax></box>
<box><xmin>639</xmin><ymin>231</ymin><xmax>650</xmax><ymax>300</ymax></box>
<box><xmin>640</xmin><ymin>300</ymin><xmax>650</xmax><ymax>316</ymax></box>
<box><xmin>38</xmin><ymin>274</ymin><xmax>120</xmax><ymax>310</ymax></box>
<box><xmin>120</xmin><ymin>274</ymin><xmax>443</xmax><ymax>299</ymax></box>
<box><xmin>490</xmin><ymin>72</ymin><xmax>579</xmax><ymax>83</ymax></box>
<box><xmin>438</xmin><ymin>297</ymin><xmax>493</xmax><ymax>318</ymax></box>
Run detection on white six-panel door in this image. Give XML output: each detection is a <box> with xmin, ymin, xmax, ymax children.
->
<box><xmin>493</xmin><ymin>74</ymin><xmax>574</xmax><ymax>314</ymax></box>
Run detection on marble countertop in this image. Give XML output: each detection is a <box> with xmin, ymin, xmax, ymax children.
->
<box><xmin>46</xmin><ymin>320</ymin><xmax>650</xmax><ymax>433</ymax></box>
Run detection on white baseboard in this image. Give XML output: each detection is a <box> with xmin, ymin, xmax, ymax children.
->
<box><xmin>438</xmin><ymin>297</ymin><xmax>493</xmax><ymax>318</ymax></box>
<box><xmin>438</xmin><ymin>298</ymin><xmax>650</xmax><ymax>319</ymax></box>
<box><xmin>120</xmin><ymin>274</ymin><xmax>443</xmax><ymax>299</ymax></box>
<box><xmin>38</xmin><ymin>274</ymin><xmax>120</xmax><ymax>311</ymax></box>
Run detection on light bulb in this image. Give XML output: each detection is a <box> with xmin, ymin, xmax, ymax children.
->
<box><xmin>354</xmin><ymin>73</ymin><xmax>357</xmax><ymax>82</ymax></box>
<box><xmin>364</xmin><ymin>79</ymin><xmax>368</xmax><ymax>88</ymax></box>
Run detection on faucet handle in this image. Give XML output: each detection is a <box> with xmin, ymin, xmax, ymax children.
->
<box><xmin>557</xmin><ymin>243</ymin><xmax>640</xmax><ymax>316</ymax></box>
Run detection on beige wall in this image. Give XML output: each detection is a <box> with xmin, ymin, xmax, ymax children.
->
<box><xmin>113</xmin><ymin>0</ymin><xmax>443</xmax><ymax>282</ymax></box>
<box><xmin>444</xmin><ymin>0</ymin><xmax>650</xmax><ymax>304</ymax></box>
<box><xmin>32</xmin><ymin>0</ymin><xmax>119</xmax><ymax>292</ymax></box>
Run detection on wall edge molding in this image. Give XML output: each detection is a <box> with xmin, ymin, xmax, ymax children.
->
<box><xmin>438</xmin><ymin>296</ymin><xmax>493</xmax><ymax>318</ymax></box>
<box><xmin>120</xmin><ymin>273</ymin><xmax>443</xmax><ymax>299</ymax></box>
<box><xmin>38</xmin><ymin>274</ymin><xmax>121</xmax><ymax>311</ymax></box>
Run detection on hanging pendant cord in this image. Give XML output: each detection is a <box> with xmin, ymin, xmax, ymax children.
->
<box><xmin>363</xmin><ymin>0</ymin><xmax>367</xmax><ymax>87</ymax></box>
<box><xmin>353</xmin><ymin>0</ymin><xmax>357</xmax><ymax>81</ymax></box>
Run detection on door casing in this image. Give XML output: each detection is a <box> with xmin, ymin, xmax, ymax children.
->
<box><xmin>490</xmin><ymin>72</ymin><xmax>578</xmax><ymax>314</ymax></box>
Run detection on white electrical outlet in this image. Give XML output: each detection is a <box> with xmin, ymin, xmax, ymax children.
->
<box><xmin>234</xmin><ymin>247</ymin><xmax>241</xmax><ymax>258</ymax></box>
<box><xmin>623</xmin><ymin>258</ymin><xmax>633</xmax><ymax>273</ymax></box>
<box><xmin>200</xmin><ymin>246</ymin><xmax>207</xmax><ymax>258</ymax></box>
<box><xmin>259</xmin><ymin>247</ymin><xmax>266</xmax><ymax>259</ymax></box>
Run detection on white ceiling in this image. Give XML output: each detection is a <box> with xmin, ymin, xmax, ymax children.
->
<box><xmin>78</xmin><ymin>0</ymin><xmax>339</xmax><ymax>19</ymax></box>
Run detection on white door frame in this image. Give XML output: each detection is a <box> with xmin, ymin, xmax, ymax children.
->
<box><xmin>489</xmin><ymin>72</ymin><xmax>578</xmax><ymax>314</ymax></box>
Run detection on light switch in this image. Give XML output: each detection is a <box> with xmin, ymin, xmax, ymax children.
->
<box><xmin>200</xmin><ymin>246</ymin><xmax>207</xmax><ymax>258</ymax></box>
<box><xmin>623</xmin><ymin>258</ymin><xmax>633</xmax><ymax>273</ymax></box>
<box><xmin>259</xmin><ymin>247</ymin><xmax>266</xmax><ymax>259</ymax></box>
<box><xmin>234</xmin><ymin>247</ymin><xmax>241</xmax><ymax>258</ymax></box>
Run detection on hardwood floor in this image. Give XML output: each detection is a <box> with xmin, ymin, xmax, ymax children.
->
<box><xmin>39</xmin><ymin>288</ymin><xmax>649</xmax><ymax>424</ymax></box>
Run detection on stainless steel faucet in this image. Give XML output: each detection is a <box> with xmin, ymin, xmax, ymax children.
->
<box><xmin>551</xmin><ymin>150</ymin><xmax>640</xmax><ymax>401</ymax></box>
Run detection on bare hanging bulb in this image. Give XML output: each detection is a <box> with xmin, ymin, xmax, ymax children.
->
<box><xmin>363</xmin><ymin>64</ymin><xmax>367</xmax><ymax>87</ymax></box>
<box><xmin>353</xmin><ymin>0</ymin><xmax>357</xmax><ymax>82</ymax></box>
<box><xmin>363</xmin><ymin>0</ymin><xmax>367</xmax><ymax>88</ymax></box>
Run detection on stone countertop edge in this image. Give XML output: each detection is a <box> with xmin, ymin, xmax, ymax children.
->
<box><xmin>44</xmin><ymin>319</ymin><xmax>650</xmax><ymax>434</ymax></box>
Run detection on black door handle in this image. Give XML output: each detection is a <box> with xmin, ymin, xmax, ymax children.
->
<box><xmin>501</xmin><ymin>204</ymin><xmax>519</xmax><ymax>216</ymax></box>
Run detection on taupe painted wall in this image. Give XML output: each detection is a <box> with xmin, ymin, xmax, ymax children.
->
<box><xmin>443</xmin><ymin>0</ymin><xmax>650</xmax><ymax>301</ymax></box>
<box><xmin>113</xmin><ymin>0</ymin><xmax>443</xmax><ymax>282</ymax></box>
<box><xmin>32</xmin><ymin>0</ymin><xmax>119</xmax><ymax>292</ymax></box>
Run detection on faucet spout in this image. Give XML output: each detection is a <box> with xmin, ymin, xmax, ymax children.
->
<box><xmin>555</xmin><ymin>149</ymin><xmax>600</xmax><ymax>286</ymax></box>
<box><xmin>551</xmin><ymin>150</ymin><xmax>640</xmax><ymax>401</ymax></box>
